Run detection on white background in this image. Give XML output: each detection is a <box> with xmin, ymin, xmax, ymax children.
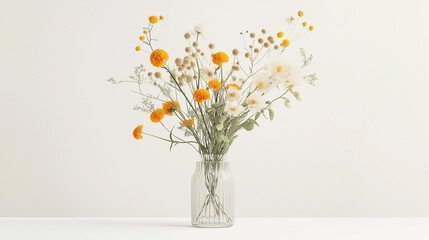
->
<box><xmin>1</xmin><ymin>0</ymin><xmax>429</xmax><ymax>217</ymax></box>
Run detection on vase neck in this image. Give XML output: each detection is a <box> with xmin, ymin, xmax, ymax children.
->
<box><xmin>200</xmin><ymin>154</ymin><xmax>227</xmax><ymax>162</ymax></box>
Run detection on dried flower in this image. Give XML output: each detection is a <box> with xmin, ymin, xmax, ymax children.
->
<box><xmin>212</xmin><ymin>52</ymin><xmax>229</xmax><ymax>66</ymax></box>
<box><xmin>150</xmin><ymin>109</ymin><xmax>165</xmax><ymax>122</ymax></box>
<box><xmin>133</xmin><ymin>125</ymin><xmax>143</xmax><ymax>139</ymax></box>
<box><xmin>150</xmin><ymin>49</ymin><xmax>169</xmax><ymax>67</ymax></box>
<box><xmin>208</xmin><ymin>79</ymin><xmax>221</xmax><ymax>90</ymax></box>
<box><xmin>149</xmin><ymin>16</ymin><xmax>159</xmax><ymax>24</ymax></box>
<box><xmin>193</xmin><ymin>89</ymin><xmax>210</xmax><ymax>102</ymax></box>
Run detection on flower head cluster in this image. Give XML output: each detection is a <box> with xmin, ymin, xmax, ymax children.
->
<box><xmin>208</xmin><ymin>79</ymin><xmax>221</xmax><ymax>90</ymax></box>
<box><xmin>212</xmin><ymin>52</ymin><xmax>229</xmax><ymax>66</ymax></box>
<box><xmin>150</xmin><ymin>109</ymin><xmax>165</xmax><ymax>122</ymax></box>
<box><xmin>133</xmin><ymin>125</ymin><xmax>143</xmax><ymax>139</ymax></box>
<box><xmin>162</xmin><ymin>101</ymin><xmax>180</xmax><ymax>116</ymax></box>
<box><xmin>150</xmin><ymin>49</ymin><xmax>169</xmax><ymax>67</ymax></box>
<box><xmin>193</xmin><ymin>89</ymin><xmax>210</xmax><ymax>103</ymax></box>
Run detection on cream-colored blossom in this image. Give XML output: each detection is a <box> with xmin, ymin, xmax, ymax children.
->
<box><xmin>226</xmin><ymin>88</ymin><xmax>241</xmax><ymax>102</ymax></box>
<box><xmin>200</xmin><ymin>66</ymin><xmax>215</xmax><ymax>81</ymax></box>
<box><xmin>251</xmin><ymin>71</ymin><xmax>278</xmax><ymax>93</ymax></box>
<box><xmin>265</xmin><ymin>56</ymin><xmax>303</xmax><ymax>89</ymax></box>
<box><xmin>225</xmin><ymin>102</ymin><xmax>244</xmax><ymax>117</ymax></box>
<box><xmin>245</xmin><ymin>92</ymin><xmax>265</xmax><ymax>113</ymax></box>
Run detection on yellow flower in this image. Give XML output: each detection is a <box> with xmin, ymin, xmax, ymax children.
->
<box><xmin>139</xmin><ymin>36</ymin><xmax>145</xmax><ymax>41</ymax></box>
<box><xmin>277</xmin><ymin>31</ymin><xmax>284</xmax><ymax>38</ymax></box>
<box><xmin>212</xmin><ymin>52</ymin><xmax>229</xmax><ymax>66</ymax></box>
<box><xmin>143</xmin><ymin>30</ymin><xmax>148</xmax><ymax>34</ymax></box>
<box><xmin>208</xmin><ymin>79</ymin><xmax>221</xmax><ymax>90</ymax></box>
<box><xmin>150</xmin><ymin>109</ymin><xmax>165</xmax><ymax>123</ymax></box>
<box><xmin>162</xmin><ymin>101</ymin><xmax>180</xmax><ymax>116</ymax></box>
<box><xmin>298</xmin><ymin>10</ymin><xmax>304</xmax><ymax>17</ymax></box>
<box><xmin>309</xmin><ymin>25</ymin><xmax>314</xmax><ymax>31</ymax></box>
<box><xmin>282</xmin><ymin>39</ymin><xmax>290</xmax><ymax>47</ymax></box>
<box><xmin>160</xmin><ymin>15</ymin><xmax>164</xmax><ymax>20</ymax></box>
<box><xmin>133</xmin><ymin>125</ymin><xmax>143</xmax><ymax>139</ymax></box>
<box><xmin>135</xmin><ymin>46</ymin><xmax>141</xmax><ymax>51</ymax></box>
<box><xmin>302</xmin><ymin>22</ymin><xmax>307</xmax><ymax>27</ymax></box>
<box><xmin>182</xmin><ymin>119</ymin><xmax>194</xmax><ymax>127</ymax></box>
<box><xmin>193</xmin><ymin>89</ymin><xmax>210</xmax><ymax>103</ymax></box>
<box><xmin>226</xmin><ymin>83</ymin><xmax>241</xmax><ymax>90</ymax></box>
<box><xmin>149</xmin><ymin>16</ymin><xmax>159</xmax><ymax>24</ymax></box>
<box><xmin>150</xmin><ymin>49</ymin><xmax>169</xmax><ymax>68</ymax></box>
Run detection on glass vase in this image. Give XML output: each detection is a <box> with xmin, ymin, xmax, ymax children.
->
<box><xmin>191</xmin><ymin>154</ymin><xmax>234</xmax><ymax>228</ymax></box>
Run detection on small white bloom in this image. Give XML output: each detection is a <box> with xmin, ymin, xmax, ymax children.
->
<box><xmin>200</xmin><ymin>66</ymin><xmax>215</xmax><ymax>81</ymax></box>
<box><xmin>286</xmin><ymin>16</ymin><xmax>295</xmax><ymax>25</ymax></box>
<box><xmin>188</xmin><ymin>24</ymin><xmax>206</xmax><ymax>39</ymax></box>
<box><xmin>265</xmin><ymin>56</ymin><xmax>303</xmax><ymax>89</ymax></box>
<box><xmin>226</xmin><ymin>88</ymin><xmax>241</xmax><ymax>102</ymax></box>
<box><xmin>251</xmin><ymin>71</ymin><xmax>278</xmax><ymax>93</ymax></box>
<box><xmin>225</xmin><ymin>102</ymin><xmax>244</xmax><ymax>117</ymax></box>
<box><xmin>245</xmin><ymin>92</ymin><xmax>265</xmax><ymax>113</ymax></box>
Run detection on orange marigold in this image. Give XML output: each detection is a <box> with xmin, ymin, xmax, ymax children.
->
<box><xmin>182</xmin><ymin>119</ymin><xmax>194</xmax><ymax>126</ymax></box>
<box><xmin>226</xmin><ymin>83</ymin><xmax>241</xmax><ymax>90</ymax></box>
<box><xmin>150</xmin><ymin>109</ymin><xmax>165</xmax><ymax>122</ymax></box>
<box><xmin>212</xmin><ymin>52</ymin><xmax>229</xmax><ymax>66</ymax></box>
<box><xmin>162</xmin><ymin>101</ymin><xmax>180</xmax><ymax>116</ymax></box>
<box><xmin>208</xmin><ymin>79</ymin><xmax>221</xmax><ymax>90</ymax></box>
<box><xmin>133</xmin><ymin>125</ymin><xmax>143</xmax><ymax>139</ymax></box>
<box><xmin>149</xmin><ymin>16</ymin><xmax>159</xmax><ymax>24</ymax></box>
<box><xmin>150</xmin><ymin>49</ymin><xmax>169</xmax><ymax>67</ymax></box>
<box><xmin>193</xmin><ymin>89</ymin><xmax>210</xmax><ymax>103</ymax></box>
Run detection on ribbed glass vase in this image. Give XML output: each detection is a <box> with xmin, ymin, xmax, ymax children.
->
<box><xmin>191</xmin><ymin>154</ymin><xmax>234</xmax><ymax>228</ymax></box>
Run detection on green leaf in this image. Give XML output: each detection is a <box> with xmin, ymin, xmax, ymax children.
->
<box><xmin>269</xmin><ymin>109</ymin><xmax>274</xmax><ymax>120</ymax></box>
<box><xmin>211</xmin><ymin>102</ymin><xmax>223</xmax><ymax>108</ymax></box>
<box><xmin>217</xmin><ymin>132</ymin><xmax>230</xmax><ymax>143</ymax></box>
<box><xmin>249</xmin><ymin>119</ymin><xmax>259</xmax><ymax>127</ymax></box>
<box><xmin>241</xmin><ymin>121</ymin><xmax>254</xmax><ymax>131</ymax></box>
<box><xmin>255</xmin><ymin>112</ymin><xmax>261</xmax><ymax>120</ymax></box>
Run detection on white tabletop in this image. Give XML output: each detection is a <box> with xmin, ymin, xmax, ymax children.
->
<box><xmin>1</xmin><ymin>218</ymin><xmax>429</xmax><ymax>240</ymax></box>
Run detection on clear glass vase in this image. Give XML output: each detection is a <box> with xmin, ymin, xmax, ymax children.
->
<box><xmin>191</xmin><ymin>154</ymin><xmax>234</xmax><ymax>228</ymax></box>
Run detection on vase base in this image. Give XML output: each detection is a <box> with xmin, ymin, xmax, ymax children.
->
<box><xmin>192</xmin><ymin>222</ymin><xmax>233</xmax><ymax>228</ymax></box>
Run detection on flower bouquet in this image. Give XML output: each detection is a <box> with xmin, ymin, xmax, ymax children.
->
<box><xmin>109</xmin><ymin>11</ymin><xmax>317</xmax><ymax>227</ymax></box>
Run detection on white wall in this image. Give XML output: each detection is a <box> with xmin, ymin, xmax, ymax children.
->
<box><xmin>1</xmin><ymin>0</ymin><xmax>429</xmax><ymax>217</ymax></box>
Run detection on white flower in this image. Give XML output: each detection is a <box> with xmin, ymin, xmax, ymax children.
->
<box><xmin>265</xmin><ymin>56</ymin><xmax>303</xmax><ymax>89</ymax></box>
<box><xmin>188</xmin><ymin>24</ymin><xmax>206</xmax><ymax>39</ymax></box>
<box><xmin>251</xmin><ymin>71</ymin><xmax>278</xmax><ymax>93</ymax></box>
<box><xmin>226</xmin><ymin>88</ymin><xmax>241</xmax><ymax>102</ymax></box>
<box><xmin>225</xmin><ymin>102</ymin><xmax>244</xmax><ymax>117</ymax></box>
<box><xmin>286</xmin><ymin>16</ymin><xmax>295</xmax><ymax>25</ymax></box>
<box><xmin>200</xmin><ymin>66</ymin><xmax>215</xmax><ymax>81</ymax></box>
<box><xmin>245</xmin><ymin>92</ymin><xmax>265</xmax><ymax>113</ymax></box>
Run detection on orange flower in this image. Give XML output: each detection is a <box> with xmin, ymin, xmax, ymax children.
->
<box><xmin>133</xmin><ymin>125</ymin><xmax>143</xmax><ymax>139</ymax></box>
<box><xmin>226</xmin><ymin>83</ymin><xmax>241</xmax><ymax>90</ymax></box>
<box><xmin>182</xmin><ymin>119</ymin><xmax>194</xmax><ymax>126</ymax></box>
<box><xmin>208</xmin><ymin>79</ymin><xmax>221</xmax><ymax>90</ymax></box>
<box><xmin>193</xmin><ymin>89</ymin><xmax>210</xmax><ymax>103</ymax></box>
<box><xmin>150</xmin><ymin>109</ymin><xmax>165</xmax><ymax>122</ymax></box>
<box><xmin>135</xmin><ymin>46</ymin><xmax>141</xmax><ymax>51</ymax></box>
<box><xmin>150</xmin><ymin>49</ymin><xmax>169</xmax><ymax>67</ymax></box>
<box><xmin>159</xmin><ymin>15</ymin><xmax>164</xmax><ymax>20</ymax></box>
<box><xmin>139</xmin><ymin>36</ymin><xmax>145</xmax><ymax>41</ymax></box>
<box><xmin>149</xmin><ymin>16</ymin><xmax>159</xmax><ymax>24</ymax></box>
<box><xmin>212</xmin><ymin>52</ymin><xmax>229</xmax><ymax>66</ymax></box>
<box><xmin>162</xmin><ymin>101</ymin><xmax>180</xmax><ymax>116</ymax></box>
